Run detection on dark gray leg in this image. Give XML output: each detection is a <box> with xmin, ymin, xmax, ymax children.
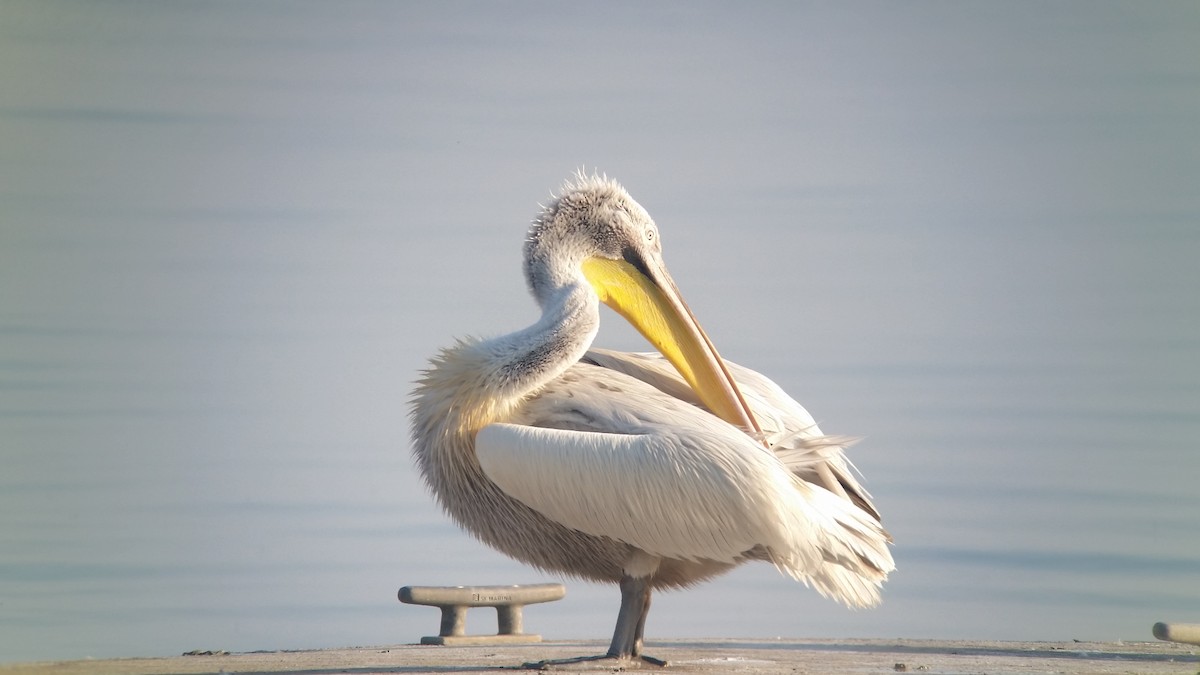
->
<box><xmin>608</xmin><ymin>575</ymin><xmax>652</xmax><ymax>658</ymax></box>
<box><xmin>631</xmin><ymin>578</ymin><xmax>652</xmax><ymax>658</ymax></box>
<box><xmin>523</xmin><ymin>574</ymin><xmax>666</xmax><ymax>669</ymax></box>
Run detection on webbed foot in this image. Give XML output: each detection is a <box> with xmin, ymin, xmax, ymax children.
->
<box><xmin>523</xmin><ymin>653</ymin><xmax>668</xmax><ymax>670</ymax></box>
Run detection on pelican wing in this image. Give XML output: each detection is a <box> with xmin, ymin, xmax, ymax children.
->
<box><xmin>476</xmin><ymin>421</ymin><xmax>800</xmax><ymax>564</ymax></box>
<box><xmin>583</xmin><ymin>348</ymin><xmax>882</xmax><ymax>520</ymax></box>
<box><xmin>475</xmin><ymin>363</ymin><xmax>893</xmax><ymax>607</ymax></box>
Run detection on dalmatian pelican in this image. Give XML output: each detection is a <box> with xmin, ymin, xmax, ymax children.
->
<box><xmin>410</xmin><ymin>173</ymin><xmax>893</xmax><ymax>668</ymax></box>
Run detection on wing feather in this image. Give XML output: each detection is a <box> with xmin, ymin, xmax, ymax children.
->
<box><xmin>585</xmin><ymin>348</ymin><xmax>883</xmax><ymax>521</ymax></box>
<box><xmin>476</xmin><ymin>422</ymin><xmax>807</xmax><ymax>565</ymax></box>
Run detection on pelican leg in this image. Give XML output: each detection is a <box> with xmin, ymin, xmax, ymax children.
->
<box><xmin>608</xmin><ymin>574</ymin><xmax>664</xmax><ymax>663</ymax></box>
<box><xmin>523</xmin><ymin>575</ymin><xmax>667</xmax><ymax>670</ymax></box>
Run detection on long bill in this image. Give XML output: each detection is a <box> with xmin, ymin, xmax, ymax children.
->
<box><xmin>581</xmin><ymin>255</ymin><xmax>763</xmax><ymax>439</ymax></box>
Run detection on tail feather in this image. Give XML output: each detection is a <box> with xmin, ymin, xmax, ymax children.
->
<box><xmin>771</xmin><ymin>480</ymin><xmax>895</xmax><ymax>609</ymax></box>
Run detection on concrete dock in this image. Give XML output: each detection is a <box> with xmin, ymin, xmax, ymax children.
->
<box><xmin>2</xmin><ymin>638</ymin><xmax>1197</xmax><ymax>675</ymax></box>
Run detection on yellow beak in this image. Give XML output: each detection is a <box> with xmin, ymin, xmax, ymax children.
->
<box><xmin>581</xmin><ymin>256</ymin><xmax>762</xmax><ymax>438</ymax></box>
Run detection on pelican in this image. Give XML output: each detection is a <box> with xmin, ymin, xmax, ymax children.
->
<box><xmin>410</xmin><ymin>174</ymin><xmax>893</xmax><ymax>668</ymax></box>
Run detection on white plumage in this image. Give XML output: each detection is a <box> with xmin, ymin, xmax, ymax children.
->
<box><xmin>410</xmin><ymin>173</ymin><xmax>893</xmax><ymax>667</ymax></box>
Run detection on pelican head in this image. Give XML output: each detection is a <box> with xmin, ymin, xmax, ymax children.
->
<box><xmin>524</xmin><ymin>174</ymin><xmax>660</xmax><ymax>298</ymax></box>
<box><xmin>523</xmin><ymin>174</ymin><xmax>761</xmax><ymax>436</ymax></box>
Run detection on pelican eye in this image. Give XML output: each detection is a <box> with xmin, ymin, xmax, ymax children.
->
<box><xmin>644</xmin><ymin>225</ymin><xmax>661</xmax><ymax>251</ymax></box>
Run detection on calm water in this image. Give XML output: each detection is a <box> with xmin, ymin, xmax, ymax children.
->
<box><xmin>2</xmin><ymin>1</ymin><xmax>1199</xmax><ymax>663</ymax></box>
